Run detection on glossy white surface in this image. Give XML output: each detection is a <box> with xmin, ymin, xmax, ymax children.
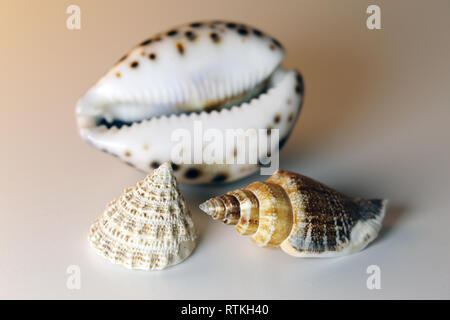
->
<box><xmin>1</xmin><ymin>0</ymin><xmax>449</xmax><ymax>299</ymax></box>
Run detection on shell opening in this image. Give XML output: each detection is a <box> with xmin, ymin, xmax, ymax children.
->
<box><xmin>76</xmin><ymin>69</ymin><xmax>280</xmax><ymax>131</ymax></box>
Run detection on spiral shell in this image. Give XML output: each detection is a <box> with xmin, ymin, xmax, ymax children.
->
<box><xmin>88</xmin><ymin>162</ymin><xmax>197</xmax><ymax>270</ymax></box>
<box><xmin>75</xmin><ymin>21</ymin><xmax>304</xmax><ymax>184</ymax></box>
<box><xmin>200</xmin><ymin>169</ymin><xmax>387</xmax><ymax>257</ymax></box>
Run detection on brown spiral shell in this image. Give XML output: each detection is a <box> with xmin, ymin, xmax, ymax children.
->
<box><xmin>199</xmin><ymin>169</ymin><xmax>387</xmax><ymax>257</ymax></box>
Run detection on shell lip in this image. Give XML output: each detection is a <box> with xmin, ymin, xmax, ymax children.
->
<box><xmin>76</xmin><ymin>81</ymin><xmax>273</xmax><ymax>133</ymax></box>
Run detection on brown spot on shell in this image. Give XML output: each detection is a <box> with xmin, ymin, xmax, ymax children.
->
<box><xmin>288</xmin><ymin>112</ymin><xmax>295</xmax><ymax>122</ymax></box>
<box><xmin>274</xmin><ymin>114</ymin><xmax>281</xmax><ymax>124</ymax></box>
<box><xmin>115</xmin><ymin>72</ymin><xmax>121</xmax><ymax>78</ymax></box>
<box><xmin>150</xmin><ymin>161</ymin><xmax>160</xmax><ymax>169</ymax></box>
<box><xmin>184</xmin><ymin>168</ymin><xmax>201</xmax><ymax>179</ymax></box>
<box><xmin>167</xmin><ymin>30</ymin><xmax>178</xmax><ymax>36</ymax></box>
<box><xmin>149</xmin><ymin>53</ymin><xmax>156</xmax><ymax>60</ymax></box>
<box><xmin>142</xmin><ymin>144</ymin><xmax>149</xmax><ymax>151</ymax></box>
<box><xmin>253</xmin><ymin>29</ymin><xmax>263</xmax><ymax>37</ymax></box>
<box><xmin>237</xmin><ymin>27</ymin><xmax>248</xmax><ymax>36</ymax></box>
<box><xmin>185</xmin><ymin>30</ymin><xmax>196</xmax><ymax>41</ymax></box>
<box><xmin>190</xmin><ymin>22</ymin><xmax>202</xmax><ymax>28</ymax></box>
<box><xmin>140</xmin><ymin>39</ymin><xmax>152</xmax><ymax>46</ymax></box>
<box><xmin>287</xmin><ymin>99</ymin><xmax>292</xmax><ymax>105</ymax></box>
<box><xmin>212</xmin><ymin>173</ymin><xmax>228</xmax><ymax>183</ymax></box>
<box><xmin>130</xmin><ymin>61</ymin><xmax>139</xmax><ymax>68</ymax></box>
<box><xmin>226</xmin><ymin>23</ymin><xmax>236</xmax><ymax>29</ymax></box>
<box><xmin>124</xmin><ymin>151</ymin><xmax>132</xmax><ymax>157</ymax></box>
<box><xmin>210</xmin><ymin>32</ymin><xmax>220</xmax><ymax>43</ymax></box>
<box><xmin>171</xmin><ymin>163</ymin><xmax>181</xmax><ymax>171</ymax></box>
<box><xmin>176</xmin><ymin>42</ymin><xmax>185</xmax><ymax>55</ymax></box>
<box><xmin>269</xmin><ymin>44</ymin><xmax>276</xmax><ymax>50</ymax></box>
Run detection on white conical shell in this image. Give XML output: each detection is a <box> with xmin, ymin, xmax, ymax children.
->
<box><xmin>88</xmin><ymin>162</ymin><xmax>197</xmax><ymax>270</ymax></box>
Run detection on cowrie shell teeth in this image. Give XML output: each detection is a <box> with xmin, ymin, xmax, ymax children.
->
<box><xmin>76</xmin><ymin>21</ymin><xmax>304</xmax><ymax>184</ymax></box>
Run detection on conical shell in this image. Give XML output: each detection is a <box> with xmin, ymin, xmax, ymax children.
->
<box><xmin>200</xmin><ymin>169</ymin><xmax>387</xmax><ymax>257</ymax></box>
<box><xmin>89</xmin><ymin>162</ymin><xmax>197</xmax><ymax>270</ymax></box>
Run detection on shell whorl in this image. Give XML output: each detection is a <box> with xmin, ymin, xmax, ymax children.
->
<box><xmin>200</xmin><ymin>169</ymin><xmax>387</xmax><ymax>257</ymax></box>
<box><xmin>88</xmin><ymin>162</ymin><xmax>198</xmax><ymax>270</ymax></box>
<box><xmin>200</xmin><ymin>181</ymin><xmax>293</xmax><ymax>248</ymax></box>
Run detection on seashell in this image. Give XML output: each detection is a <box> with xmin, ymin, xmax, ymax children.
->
<box><xmin>199</xmin><ymin>169</ymin><xmax>387</xmax><ymax>257</ymax></box>
<box><xmin>76</xmin><ymin>21</ymin><xmax>304</xmax><ymax>184</ymax></box>
<box><xmin>88</xmin><ymin>162</ymin><xmax>197</xmax><ymax>270</ymax></box>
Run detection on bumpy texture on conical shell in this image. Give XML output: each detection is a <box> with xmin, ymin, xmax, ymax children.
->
<box><xmin>89</xmin><ymin>162</ymin><xmax>197</xmax><ymax>270</ymax></box>
<box><xmin>200</xmin><ymin>169</ymin><xmax>387</xmax><ymax>257</ymax></box>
